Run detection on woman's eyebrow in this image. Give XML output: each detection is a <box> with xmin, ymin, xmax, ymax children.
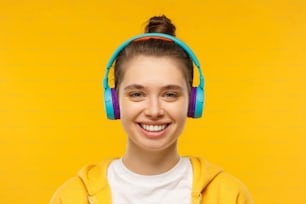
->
<box><xmin>123</xmin><ymin>84</ymin><xmax>145</xmax><ymax>91</ymax></box>
<box><xmin>162</xmin><ymin>85</ymin><xmax>183</xmax><ymax>90</ymax></box>
<box><xmin>123</xmin><ymin>84</ymin><xmax>183</xmax><ymax>91</ymax></box>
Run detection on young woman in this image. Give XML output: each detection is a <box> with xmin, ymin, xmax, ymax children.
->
<box><xmin>50</xmin><ymin>15</ymin><xmax>254</xmax><ymax>204</ymax></box>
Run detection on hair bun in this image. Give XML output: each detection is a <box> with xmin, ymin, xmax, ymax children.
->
<box><xmin>144</xmin><ymin>15</ymin><xmax>176</xmax><ymax>36</ymax></box>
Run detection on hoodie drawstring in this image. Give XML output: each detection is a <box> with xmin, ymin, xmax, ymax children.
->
<box><xmin>88</xmin><ymin>195</ymin><xmax>98</xmax><ymax>204</ymax></box>
<box><xmin>198</xmin><ymin>193</ymin><xmax>203</xmax><ymax>204</ymax></box>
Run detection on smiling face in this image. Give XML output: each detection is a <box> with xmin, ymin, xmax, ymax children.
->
<box><xmin>118</xmin><ymin>55</ymin><xmax>189</xmax><ymax>152</ymax></box>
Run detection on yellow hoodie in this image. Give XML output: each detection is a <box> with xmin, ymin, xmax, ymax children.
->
<box><xmin>49</xmin><ymin>157</ymin><xmax>254</xmax><ymax>204</ymax></box>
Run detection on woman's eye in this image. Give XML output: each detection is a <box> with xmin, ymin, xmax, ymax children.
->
<box><xmin>129</xmin><ymin>92</ymin><xmax>143</xmax><ymax>98</ymax></box>
<box><xmin>164</xmin><ymin>92</ymin><xmax>178</xmax><ymax>99</ymax></box>
<box><xmin>165</xmin><ymin>93</ymin><xmax>176</xmax><ymax>97</ymax></box>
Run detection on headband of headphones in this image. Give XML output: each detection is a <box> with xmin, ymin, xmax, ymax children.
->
<box><xmin>103</xmin><ymin>33</ymin><xmax>204</xmax><ymax>89</ymax></box>
<box><xmin>103</xmin><ymin>33</ymin><xmax>205</xmax><ymax>119</ymax></box>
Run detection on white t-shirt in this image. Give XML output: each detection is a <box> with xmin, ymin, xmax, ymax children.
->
<box><xmin>107</xmin><ymin>157</ymin><xmax>193</xmax><ymax>204</ymax></box>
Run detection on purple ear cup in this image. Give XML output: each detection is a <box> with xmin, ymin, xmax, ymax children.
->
<box><xmin>188</xmin><ymin>87</ymin><xmax>197</xmax><ymax>117</ymax></box>
<box><xmin>111</xmin><ymin>88</ymin><xmax>120</xmax><ymax>119</ymax></box>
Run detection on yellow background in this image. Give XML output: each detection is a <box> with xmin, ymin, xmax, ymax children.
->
<box><xmin>1</xmin><ymin>0</ymin><xmax>305</xmax><ymax>203</ymax></box>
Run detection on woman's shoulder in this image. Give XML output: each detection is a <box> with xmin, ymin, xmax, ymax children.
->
<box><xmin>49</xmin><ymin>158</ymin><xmax>114</xmax><ymax>204</ymax></box>
<box><xmin>188</xmin><ymin>156</ymin><xmax>254</xmax><ymax>204</ymax></box>
<box><xmin>49</xmin><ymin>176</ymin><xmax>88</xmax><ymax>204</ymax></box>
<box><xmin>203</xmin><ymin>171</ymin><xmax>254</xmax><ymax>204</ymax></box>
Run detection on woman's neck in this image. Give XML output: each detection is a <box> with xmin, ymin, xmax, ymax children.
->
<box><xmin>122</xmin><ymin>141</ymin><xmax>180</xmax><ymax>175</ymax></box>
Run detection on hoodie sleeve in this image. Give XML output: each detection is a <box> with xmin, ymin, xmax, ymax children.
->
<box><xmin>235</xmin><ymin>180</ymin><xmax>254</xmax><ymax>204</ymax></box>
<box><xmin>49</xmin><ymin>177</ymin><xmax>89</xmax><ymax>204</ymax></box>
<box><xmin>226</xmin><ymin>172</ymin><xmax>254</xmax><ymax>204</ymax></box>
<box><xmin>201</xmin><ymin>172</ymin><xmax>254</xmax><ymax>204</ymax></box>
<box><xmin>49</xmin><ymin>191</ymin><xmax>61</xmax><ymax>204</ymax></box>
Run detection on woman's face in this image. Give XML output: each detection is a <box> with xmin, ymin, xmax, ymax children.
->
<box><xmin>118</xmin><ymin>55</ymin><xmax>189</xmax><ymax>152</ymax></box>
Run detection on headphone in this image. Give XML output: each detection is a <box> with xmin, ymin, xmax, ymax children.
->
<box><xmin>103</xmin><ymin>33</ymin><xmax>205</xmax><ymax>120</ymax></box>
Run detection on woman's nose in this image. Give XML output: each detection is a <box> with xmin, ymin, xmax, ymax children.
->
<box><xmin>144</xmin><ymin>97</ymin><xmax>164</xmax><ymax>118</ymax></box>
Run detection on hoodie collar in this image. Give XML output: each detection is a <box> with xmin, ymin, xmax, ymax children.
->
<box><xmin>77</xmin><ymin>158</ymin><xmax>114</xmax><ymax>196</ymax></box>
<box><xmin>77</xmin><ymin>157</ymin><xmax>223</xmax><ymax>203</ymax></box>
<box><xmin>189</xmin><ymin>156</ymin><xmax>224</xmax><ymax>200</ymax></box>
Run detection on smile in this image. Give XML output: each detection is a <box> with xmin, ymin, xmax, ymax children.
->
<box><xmin>140</xmin><ymin>124</ymin><xmax>168</xmax><ymax>132</ymax></box>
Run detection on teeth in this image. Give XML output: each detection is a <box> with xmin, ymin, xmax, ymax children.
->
<box><xmin>141</xmin><ymin>124</ymin><xmax>167</xmax><ymax>132</ymax></box>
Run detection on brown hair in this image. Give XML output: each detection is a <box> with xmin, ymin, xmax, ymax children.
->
<box><xmin>114</xmin><ymin>15</ymin><xmax>194</xmax><ymax>92</ymax></box>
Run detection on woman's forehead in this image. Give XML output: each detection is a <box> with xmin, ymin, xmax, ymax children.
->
<box><xmin>121</xmin><ymin>56</ymin><xmax>185</xmax><ymax>82</ymax></box>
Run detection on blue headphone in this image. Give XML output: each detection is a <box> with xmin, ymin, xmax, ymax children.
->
<box><xmin>103</xmin><ymin>33</ymin><xmax>205</xmax><ymax>120</ymax></box>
